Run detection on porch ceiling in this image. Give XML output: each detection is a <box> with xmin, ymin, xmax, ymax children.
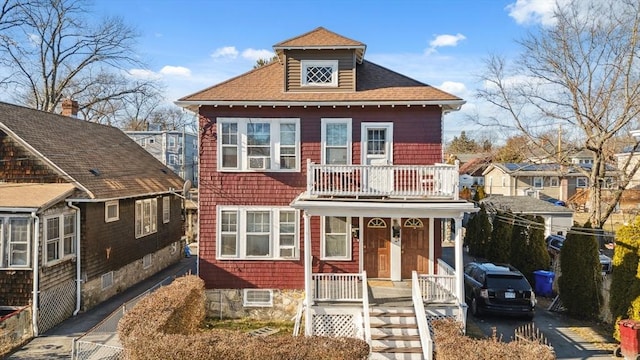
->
<box><xmin>290</xmin><ymin>196</ymin><xmax>478</xmax><ymax>218</ymax></box>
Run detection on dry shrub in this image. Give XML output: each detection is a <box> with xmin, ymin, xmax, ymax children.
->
<box><xmin>432</xmin><ymin>319</ymin><xmax>555</xmax><ymax>360</ymax></box>
<box><xmin>118</xmin><ymin>275</ymin><xmax>369</xmax><ymax>360</ymax></box>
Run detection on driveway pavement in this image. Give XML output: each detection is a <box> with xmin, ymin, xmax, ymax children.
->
<box><xmin>5</xmin><ymin>253</ymin><xmax>197</xmax><ymax>360</ymax></box>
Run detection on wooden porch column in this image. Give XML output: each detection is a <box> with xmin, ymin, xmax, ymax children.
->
<box><xmin>454</xmin><ymin>216</ymin><xmax>464</xmax><ymax>303</ymax></box>
<box><xmin>303</xmin><ymin>211</ymin><xmax>313</xmax><ymax>335</ymax></box>
<box><xmin>428</xmin><ymin>217</ymin><xmax>435</xmax><ymax>275</ymax></box>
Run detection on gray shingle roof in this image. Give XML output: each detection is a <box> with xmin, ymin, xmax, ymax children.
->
<box><xmin>480</xmin><ymin>195</ymin><xmax>574</xmax><ymax>214</ymax></box>
<box><xmin>0</xmin><ymin>102</ymin><xmax>184</xmax><ymax>200</ymax></box>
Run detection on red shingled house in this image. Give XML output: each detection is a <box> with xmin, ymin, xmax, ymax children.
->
<box><xmin>177</xmin><ymin>27</ymin><xmax>476</xmax><ymax>357</ymax></box>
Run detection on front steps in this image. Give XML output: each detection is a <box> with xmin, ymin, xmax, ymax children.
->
<box><xmin>368</xmin><ymin>306</ymin><xmax>424</xmax><ymax>360</ymax></box>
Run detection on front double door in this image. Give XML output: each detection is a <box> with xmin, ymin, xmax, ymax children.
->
<box><xmin>363</xmin><ymin>217</ymin><xmax>430</xmax><ymax>279</ymax></box>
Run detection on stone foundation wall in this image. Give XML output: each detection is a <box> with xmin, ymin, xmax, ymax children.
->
<box><xmin>205</xmin><ymin>288</ymin><xmax>304</xmax><ymax>320</ymax></box>
<box><xmin>0</xmin><ymin>306</ymin><xmax>33</xmax><ymax>358</ymax></box>
<box><xmin>82</xmin><ymin>241</ymin><xmax>182</xmax><ymax>310</ymax></box>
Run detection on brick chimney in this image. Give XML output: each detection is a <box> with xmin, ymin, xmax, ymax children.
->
<box><xmin>61</xmin><ymin>98</ymin><xmax>78</xmax><ymax>117</ymax></box>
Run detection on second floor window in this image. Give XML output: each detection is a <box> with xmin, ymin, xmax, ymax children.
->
<box><xmin>135</xmin><ymin>198</ymin><xmax>157</xmax><ymax>238</ymax></box>
<box><xmin>321</xmin><ymin>119</ymin><xmax>351</xmax><ymax>165</ymax></box>
<box><xmin>218</xmin><ymin>118</ymin><xmax>300</xmax><ymax>172</ymax></box>
<box><xmin>577</xmin><ymin>177</ymin><xmax>588</xmax><ymax>188</ymax></box>
<box><xmin>533</xmin><ymin>176</ymin><xmax>544</xmax><ymax>189</ymax></box>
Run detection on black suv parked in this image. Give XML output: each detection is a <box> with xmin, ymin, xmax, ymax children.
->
<box><xmin>464</xmin><ymin>262</ymin><xmax>536</xmax><ymax>320</ymax></box>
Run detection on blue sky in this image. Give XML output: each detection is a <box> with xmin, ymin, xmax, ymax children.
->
<box><xmin>92</xmin><ymin>0</ymin><xmax>557</xmax><ymax>141</ymax></box>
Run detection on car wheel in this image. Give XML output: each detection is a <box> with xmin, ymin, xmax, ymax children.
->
<box><xmin>614</xmin><ymin>345</ymin><xmax>622</xmax><ymax>357</ymax></box>
<box><xmin>471</xmin><ymin>297</ymin><xmax>482</xmax><ymax>317</ymax></box>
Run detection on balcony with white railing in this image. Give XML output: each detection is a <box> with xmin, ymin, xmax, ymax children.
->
<box><xmin>306</xmin><ymin>160</ymin><xmax>459</xmax><ymax>199</ymax></box>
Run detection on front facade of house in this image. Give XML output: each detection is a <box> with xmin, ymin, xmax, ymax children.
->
<box><xmin>0</xmin><ymin>102</ymin><xmax>186</xmax><ymax>336</ymax></box>
<box><xmin>483</xmin><ymin>163</ymin><xmax>601</xmax><ymax>201</ymax></box>
<box><xmin>126</xmin><ymin>130</ymin><xmax>198</xmax><ymax>185</ymax></box>
<box><xmin>178</xmin><ymin>28</ymin><xmax>475</xmax><ymax>330</ymax></box>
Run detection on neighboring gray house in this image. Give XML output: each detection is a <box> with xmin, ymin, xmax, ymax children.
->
<box><xmin>126</xmin><ymin>130</ymin><xmax>198</xmax><ymax>185</ymax></box>
<box><xmin>479</xmin><ymin>195</ymin><xmax>574</xmax><ymax>237</ymax></box>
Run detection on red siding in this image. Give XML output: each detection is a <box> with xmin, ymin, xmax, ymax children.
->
<box><xmin>198</xmin><ymin>106</ymin><xmax>443</xmax><ymax>289</ymax></box>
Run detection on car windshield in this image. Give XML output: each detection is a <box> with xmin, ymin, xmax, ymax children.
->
<box><xmin>486</xmin><ymin>274</ymin><xmax>530</xmax><ymax>290</ymax></box>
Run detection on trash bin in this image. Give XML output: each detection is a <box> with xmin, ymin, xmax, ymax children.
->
<box><xmin>532</xmin><ymin>270</ymin><xmax>555</xmax><ymax>297</ymax></box>
<box><xmin>617</xmin><ymin>319</ymin><xmax>640</xmax><ymax>359</ymax></box>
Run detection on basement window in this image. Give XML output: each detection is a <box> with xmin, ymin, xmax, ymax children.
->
<box><xmin>101</xmin><ymin>271</ymin><xmax>114</xmax><ymax>290</ymax></box>
<box><xmin>243</xmin><ymin>289</ymin><xmax>273</xmax><ymax>307</ymax></box>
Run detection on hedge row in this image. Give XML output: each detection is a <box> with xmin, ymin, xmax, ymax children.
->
<box><xmin>432</xmin><ymin>319</ymin><xmax>555</xmax><ymax>360</ymax></box>
<box><xmin>118</xmin><ymin>275</ymin><xmax>369</xmax><ymax>360</ymax></box>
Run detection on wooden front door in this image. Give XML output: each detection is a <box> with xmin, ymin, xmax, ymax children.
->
<box><xmin>364</xmin><ymin>218</ymin><xmax>391</xmax><ymax>278</ymax></box>
<box><xmin>401</xmin><ymin>218</ymin><xmax>429</xmax><ymax>279</ymax></box>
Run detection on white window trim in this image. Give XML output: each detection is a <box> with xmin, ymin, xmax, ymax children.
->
<box><xmin>143</xmin><ymin>253</ymin><xmax>153</xmax><ymax>269</ymax></box>
<box><xmin>243</xmin><ymin>289</ymin><xmax>274</xmax><ymax>307</ymax></box>
<box><xmin>101</xmin><ymin>271</ymin><xmax>114</xmax><ymax>290</ymax></box>
<box><xmin>320</xmin><ymin>216</ymin><xmax>352</xmax><ymax>261</ymax></box>
<box><xmin>216</xmin><ymin>206</ymin><xmax>299</xmax><ymax>260</ymax></box>
<box><xmin>550</xmin><ymin>177</ymin><xmax>559</xmax><ymax>187</ymax></box>
<box><xmin>301</xmin><ymin>60</ymin><xmax>338</xmax><ymax>87</ymax></box>
<box><xmin>217</xmin><ymin>118</ymin><xmax>300</xmax><ymax>172</ymax></box>
<box><xmin>135</xmin><ymin>198</ymin><xmax>158</xmax><ymax>238</ymax></box>
<box><xmin>533</xmin><ymin>176</ymin><xmax>544</xmax><ymax>189</ymax></box>
<box><xmin>43</xmin><ymin>213</ymin><xmax>76</xmax><ymax>265</ymax></box>
<box><xmin>105</xmin><ymin>200</ymin><xmax>119</xmax><ymax>223</ymax></box>
<box><xmin>163</xmin><ymin>196</ymin><xmax>170</xmax><ymax>224</ymax></box>
<box><xmin>321</xmin><ymin>118</ymin><xmax>352</xmax><ymax>165</ymax></box>
<box><xmin>577</xmin><ymin>177</ymin><xmax>588</xmax><ymax>188</ymax></box>
<box><xmin>0</xmin><ymin>216</ymin><xmax>31</xmax><ymax>269</ymax></box>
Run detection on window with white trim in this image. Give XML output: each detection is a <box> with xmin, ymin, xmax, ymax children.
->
<box><xmin>321</xmin><ymin>216</ymin><xmax>351</xmax><ymax>260</ymax></box>
<box><xmin>105</xmin><ymin>200</ymin><xmax>119</xmax><ymax>222</ymax></box>
<box><xmin>143</xmin><ymin>254</ymin><xmax>153</xmax><ymax>269</ymax></box>
<box><xmin>321</xmin><ymin>119</ymin><xmax>351</xmax><ymax>165</ymax></box>
<box><xmin>101</xmin><ymin>271</ymin><xmax>114</xmax><ymax>290</ymax></box>
<box><xmin>168</xmin><ymin>135</ymin><xmax>177</xmax><ymax>149</ymax></box>
<box><xmin>135</xmin><ymin>198</ymin><xmax>158</xmax><ymax>238</ymax></box>
<box><xmin>168</xmin><ymin>154</ymin><xmax>182</xmax><ymax>166</ymax></box>
<box><xmin>577</xmin><ymin>177</ymin><xmax>588</xmax><ymax>188</ymax></box>
<box><xmin>0</xmin><ymin>217</ymin><xmax>31</xmax><ymax>268</ymax></box>
<box><xmin>550</xmin><ymin>177</ymin><xmax>559</xmax><ymax>187</ymax></box>
<box><xmin>533</xmin><ymin>176</ymin><xmax>544</xmax><ymax>189</ymax></box>
<box><xmin>163</xmin><ymin>196</ymin><xmax>170</xmax><ymax>223</ymax></box>
<box><xmin>44</xmin><ymin>213</ymin><xmax>76</xmax><ymax>264</ymax></box>
<box><xmin>218</xmin><ymin>118</ymin><xmax>300</xmax><ymax>171</ymax></box>
<box><xmin>217</xmin><ymin>207</ymin><xmax>298</xmax><ymax>260</ymax></box>
<box><xmin>301</xmin><ymin>60</ymin><xmax>338</xmax><ymax>87</ymax></box>
<box><xmin>243</xmin><ymin>289</ymin><xmax>273</xmax><ymax>307</ymax></box>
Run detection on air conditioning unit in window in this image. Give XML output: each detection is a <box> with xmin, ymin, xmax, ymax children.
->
<box><xmin>248</xmin><ymin>156</ymin><xmax>269</xmax><ymax>170</ymax></box>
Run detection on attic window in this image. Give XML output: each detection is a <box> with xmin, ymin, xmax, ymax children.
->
<box><xmin>301</xmin><ymin>60</ymin><xmax>338</xmax><ymax>87</ymax></box>
<box><xmin>89</xmin><ymin>168</ymin><xmax>101</xmax><ymax>176</ymax></box>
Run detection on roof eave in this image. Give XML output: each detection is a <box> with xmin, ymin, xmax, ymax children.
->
<box><xmin>274</xmin><ymin>45</ymin><xmax>366</xmax><ymax>63</ymax></box>
<box><xmin>174</xmin><ymin>99</ymin><xmax>465</xmax><ymax>112</ymax></box>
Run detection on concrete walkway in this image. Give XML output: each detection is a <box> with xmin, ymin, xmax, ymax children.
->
<box><xmin>6</xmin><ymin>254</ymin><xmax>197</xmax><ymax>360</ymax></box>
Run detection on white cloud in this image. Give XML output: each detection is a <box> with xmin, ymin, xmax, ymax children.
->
<box><xmin>128</xmin><ymin>68</ymin><xmax>161</xmax><ymax>80</ymax></box>
<box><xmin>429</xmin><ymin>34</ymin><xmax>466</xmax><ymax>48</ymax></box>
<box><xmin>439</xmin><ymin>81</ymin><xmax>467</xmax><ymax>97</ymax></box>
<box><xmin>506</xmin><ymin>0</ymin><xmax>564</xmax><ymax>26</ymax></box>
<box><xmin>211</xmin><ymin>46</ymin><xmax>238</xmax><ymax>59</ymax></box>
<box><xmin>160</xmin><ymin>65</ymin><xmax>191</xmax><ymax>77</ymax></box>
<box><xmin>241</xmin><ymin>48</ymin><xmax>275</xmax><ymax>62</ymax></box>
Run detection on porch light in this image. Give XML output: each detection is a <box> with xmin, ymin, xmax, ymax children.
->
<box><xmin>352</xmin><ymin>228</ymin><xmax>359</xmax><ymax>239</ymax></box>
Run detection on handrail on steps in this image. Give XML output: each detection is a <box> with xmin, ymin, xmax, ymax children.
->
<box><xmin>412</xmin><ymin>271</ymin><xmax>433</xmax><ymax>360</ymax></box>
<box><xmin>361</xmin><ymin>270</ymin><xmax>371</xmax><ymax>347</ymax></box>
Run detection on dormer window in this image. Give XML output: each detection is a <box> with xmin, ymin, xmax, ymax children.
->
<box><xmin>301</xmin><ymin>60</ymin><xmax>338</xmax><ymax>87</ymax></box>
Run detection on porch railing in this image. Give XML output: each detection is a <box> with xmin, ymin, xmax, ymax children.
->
<box><xmin>418</xmin><ymin>274</ymin><xmax>457</xmax><ymax>303</ymax></box>
<box><xmin>306</xmin><ymin>160</ymin><xmax>459</xmax><ymax>199</ymax></box>
<box><xmin>412</xmin><ymin>271</ymin><xmax>434</xmax><ymax>360</ymax></box>
<box><xmin>361</xmin><ymin>271</ymin><xmax>371</xmax><ymax>346</ymax></box>
<box><xmin>312</xmin><ymin>273</ymin><xmax>364</xmax><ymax>302</ymax></box>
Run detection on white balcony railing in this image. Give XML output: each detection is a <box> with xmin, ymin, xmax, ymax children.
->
<box><xmin>417</xmin><ymin>274</ymin><xmax>457</xmax><ymax>303</ymax></box>
<box><xmin>306</xmin><ymin>160</ymin><xmax>459</xmax><ymax>199</ymax></box>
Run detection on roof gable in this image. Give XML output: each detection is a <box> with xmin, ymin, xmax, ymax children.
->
<box><xmin>273</xmin><ymin>27</ymin><xmax>366</xmax><ymax>63</ymax></box>
<box><xmin>0</xmin><ymin>102</ymin><xmax>184</xmax><ymax>200</ymax></box>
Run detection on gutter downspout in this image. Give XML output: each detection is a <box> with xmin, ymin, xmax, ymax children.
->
<box><xmin>68</xmin><ymin>202</ymin><xmax>82</xmax><ymax>316</ymax></box>
<box><xmin>30</xmin><ymin>212</ymin><xmax>40</xmax><ymax>337</ymax></box>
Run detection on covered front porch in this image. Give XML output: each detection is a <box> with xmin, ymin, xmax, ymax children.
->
<box><xmin>290</xmin><ymin>162</ymin><xmax>477</xmax><ymax>359</ymax></box>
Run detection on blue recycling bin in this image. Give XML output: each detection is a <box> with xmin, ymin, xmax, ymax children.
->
<box><xmin>533</xmin><ymin>270</ymin><xmax>555</xmax><ymax>297</ymax></box>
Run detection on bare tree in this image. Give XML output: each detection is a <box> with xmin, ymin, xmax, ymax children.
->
<box><xmin>477</xmin><ymin>0</ymin><xmax>640</xmax><ymax>227</ymax></box>
<box><xmin>0</xmin><ymin>0</ymin><xmax>160</xmax><ymax>117</ymax></box>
